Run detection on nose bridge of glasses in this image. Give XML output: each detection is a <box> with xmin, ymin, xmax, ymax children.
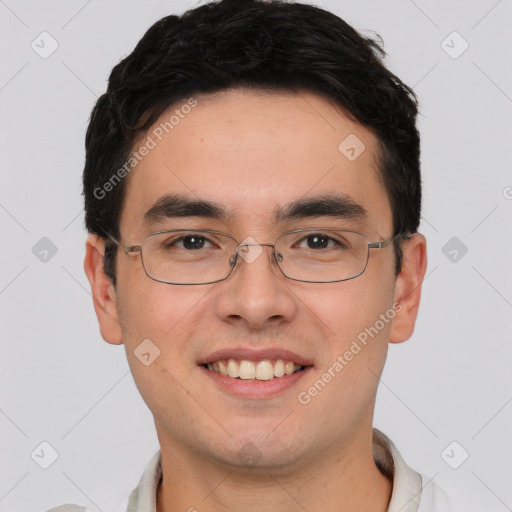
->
<box><xmin>234</xmin><ymin>241</ymin><xmax>281</xmax><ymax>266</ymax></box>
<box><xmin>237</xmin><ymin>241</ymin><xmax>275</xmax><ymax>250</ymax></box>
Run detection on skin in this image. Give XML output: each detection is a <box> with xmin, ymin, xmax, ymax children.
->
<box><xmin>84</xmin><ymin>89</ymin><xmax>427</xmax><ymax>512</ymax></box>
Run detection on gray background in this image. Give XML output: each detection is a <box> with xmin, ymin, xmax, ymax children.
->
<box><xmin>1</xmin><ymin>0</ymin><xmax>511</xmax><ymax>510</ymax></box>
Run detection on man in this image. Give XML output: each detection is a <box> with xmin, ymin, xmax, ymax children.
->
<box><xmin>58</xmin><ymin>0</ymin><xmax>453</xmax><ymax>510</ymax></box>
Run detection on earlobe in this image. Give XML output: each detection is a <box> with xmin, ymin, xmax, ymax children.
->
<box><xmin>83</xmin><ymin>234</ymin><xmax>124</xmax><ymax>345</ymax></box>
<box><xmin>389</xmin><ymin>233</ymin><xmax>427</xmax><ymax>344</ymax></box>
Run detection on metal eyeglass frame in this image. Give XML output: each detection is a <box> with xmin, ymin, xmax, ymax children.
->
<box><xmin>118</xmin><ymin>228</ymin><xmax>404</xmax><ymax>285</ymax></box>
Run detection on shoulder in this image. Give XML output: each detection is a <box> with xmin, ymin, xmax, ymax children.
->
<box><xmin>44</xmin><ymin>489</ymin><xmax>130</xmax><ymax>512</ymax></box>
<box><xmin>416</xmin><ymin>475</ymin><xmax>457</xmax><ymax>512</ymax></box>
<box><xmin>43</xmin><ymin>452</ymin><xmax>159</xmax><ymax>512</ymax></box>
<box><xmin>45</xmin><ymin>497</ymin><xmax>128</xmax><ymax>512</ymax></box>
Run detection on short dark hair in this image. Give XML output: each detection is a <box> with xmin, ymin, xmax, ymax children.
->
<box><xmin>83</xmin><ymin>0</ymin><xmax>421</xmax><ymax>288</ymax></box>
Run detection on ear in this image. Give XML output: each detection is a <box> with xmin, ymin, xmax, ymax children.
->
<box><xmin>389</xmin><ymin>233</ymin><xmax>427</xmax><ymax>344</ymax></box>
<box><xmin>83</xmin><ymin>234</ymin><xmax>123</xmax><ymax>345</ymax></box>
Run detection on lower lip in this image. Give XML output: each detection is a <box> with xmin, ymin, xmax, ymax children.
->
<box><xmin>200</xmin><ymin>365</ymin><xmax>312</xmax><ymax>399</ymax></box>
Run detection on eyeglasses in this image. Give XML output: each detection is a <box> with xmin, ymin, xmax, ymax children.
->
<box><xmin>116</xmin><ymin>228</ymin><xmax>401</xmax><ymax>285</ymax></box>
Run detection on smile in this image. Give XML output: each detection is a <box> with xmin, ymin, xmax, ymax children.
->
<box><xmin>204</xmin><ymin>359</ymin><xmax>306</xmax><ymax>381</ymax></box>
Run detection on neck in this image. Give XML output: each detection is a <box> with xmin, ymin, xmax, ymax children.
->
<box><xmin>156</xmin><ymin>428</ymin><xmax>392</xmax><ymax>512</ymax></box>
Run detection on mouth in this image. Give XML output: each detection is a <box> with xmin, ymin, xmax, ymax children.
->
<box><xmin>203</xmin><ymin>358</ymin><xmax>309</xmax><ymax>381</ymax></box>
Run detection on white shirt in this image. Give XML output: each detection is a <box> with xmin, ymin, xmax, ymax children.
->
<box><xmin>46</xmin><ymin>429</ymin><xmax>453</xmax><ymax>512</ymax></box>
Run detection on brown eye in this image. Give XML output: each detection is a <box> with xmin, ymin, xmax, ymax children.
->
<box><xmin>295</xmin><ymin>233</ymin><xmax>344</xmax><ymax>250</ymax></box>
<box><xmin>164</xmin><ymin>234</ymin><xmax>214</xmax><ymax>250</ymax></box>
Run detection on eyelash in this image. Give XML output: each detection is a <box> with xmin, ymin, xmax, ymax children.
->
<box><xmin>163</xmin><ymin>232</ymin><xmax>347</xmax><ymax>250</ymax></box>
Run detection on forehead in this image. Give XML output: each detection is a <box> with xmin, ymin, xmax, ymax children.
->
<box><xmin>119</xmin><ymin>89</ymin><xmax>392</xmax><ymax>237</ymax></box>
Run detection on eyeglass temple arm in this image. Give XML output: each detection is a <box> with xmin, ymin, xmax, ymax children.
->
<box><xmin>124</xmin><ymin>245</ymin><xmax>142</xmax><ymax>254</ymax></box>
<box><xmin>368</xmin><ymin>233</ymin><xmax>410</xmax><ymax>249</ymax></box>
<box><xmin>105</xmin><ymin>234</ymin><xmax>142</xmax><ymax>255</ymax></box>
<box><xmin>368</xmin><ymin>241</ymin><xmax>388</xmax><ymax>249</ymax></box>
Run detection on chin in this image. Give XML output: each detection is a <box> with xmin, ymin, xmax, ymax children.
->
<box><xmin>207</xmin><ymin>431</ymin><xmax>310</xmax><ymax>473</ymax></box>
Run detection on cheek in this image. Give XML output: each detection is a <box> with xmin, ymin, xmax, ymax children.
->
<box><xmin>114</xmin><ymin>283</ymin><xmax>207</xmax><ymax>418</ymax></box>
<box><xmin>305</xmin><ymin>272</ymin><xmax>396</xmax><ymax>348</ymax></box>
<box><xmin>117</xmin><ymin>275</ymin><xmax>200</xmax><ymax>336</ymax></box>
<box><xmin>297</xmin><ymin>283</ymin><xmax>395</xmax><ymax>429</ymax></box>
<box><xmin>115</xmin><ymin>277</ymin><xmax>213</xmax><ymax>377</ymax></box>
<box><xmin>301</xmin><ymin>274</ymin><xmax>397</xmax><ymax>394</ymax></box>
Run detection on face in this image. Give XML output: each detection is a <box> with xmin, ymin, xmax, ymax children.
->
<box><xmin>85</xmin><ymin>88</ymin><xmax>426</xmax><ymax>472</ymax></box>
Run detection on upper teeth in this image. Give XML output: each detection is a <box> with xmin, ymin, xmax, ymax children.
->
<box><xmin>206</xmin><ymin>359</ymin><xmax>303</xmax><ymax>380</ymax></box>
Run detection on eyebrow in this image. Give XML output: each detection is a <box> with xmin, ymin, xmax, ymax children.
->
<box><xmin>275</xmin><ymin>194</ymin><xmax>367</xmax><ymax>223</ymax></box>
<box><xmin>142</xmin><ymin>193</ymin><xmax>368</xmax><ymax>227</ymax></box>
<box><xmin>143</xmin><ymin>194</ymin><xmax>227</xmax><ymax>227</ymax></box>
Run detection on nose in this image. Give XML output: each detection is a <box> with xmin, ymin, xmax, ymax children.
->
<box><xmin>214</xmin><ymin>243</ymin><xmax>298</xmax><ymax>331</ymax></box>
